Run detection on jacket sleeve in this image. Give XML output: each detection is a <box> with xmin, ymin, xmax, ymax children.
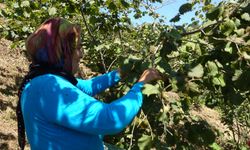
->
<box><xmin>76</xmin><ymin>70</ymin><xmax>121</xmax><ymax>96</ymax></box>
<box><xmin>42</xmin><ymin>76</ymin><xmax>144</xmax><ymax>135</ymax></box>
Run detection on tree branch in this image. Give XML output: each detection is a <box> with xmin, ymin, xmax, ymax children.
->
<box><xmin>80</xmin><ymin>4</ymin><xmax>96</xmax><ymax>43</ymax></box>
<box><xmin>107</xmin><ymin>57</ymin><xmax>118</xmax><ymax>72</ymax></box>
<box><xmin>128</xmin><ymin>120</ymin><xmax>136</xmax><ymax>150</ymax></box>
<box><xmin>99</xmin><ymin>50</ymin><xmax>107</xmax><ymax>72</ymax></box>
<box><xmin>181</xmin><ymin>39</ymin><xmax>214</xmax><ymax>50</ymax></box>
<box><xmin>181</xmin><ymin>20</ymin><xmax>223</xmax><ymax>36</ymax></box>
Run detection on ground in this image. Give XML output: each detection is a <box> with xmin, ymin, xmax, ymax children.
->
<box><xmin>0</xmin><ymin>38</ymin><xmax>240</xmax><ymax>149</ymax></box>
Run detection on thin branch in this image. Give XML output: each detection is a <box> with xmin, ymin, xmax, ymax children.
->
<box><xmin>81</xmin><ymin>4</ymin><xmax>109</xmax><ymax>72</ymax></box>
<box><xmin>155</xmin><ymin>0</ymin><xmax>176</xmax><ymax>10</ymax></box>
<box><xmin>117</xmin><ymin>23</ymin><xmax>125</xmax><ymax>52</ymax></box>
<box><xmin>159</xmin><ymin>91</ymin><xmax>173</xmax><ymax>138</ymax></box>
<box><xmin>142</xmin><ymin>0</ymin><xmax>175</xmax><ymax>12</ymax></box>
<box><xmin>181</xmin><ymin>20</ymin><xmax>223</xmax><ymax>36</ymax></box>
<box><xmin>80</xmin><ymin>6</ymin><xmax>96</xmax><ymax>43</ymax></box>
<box><xmin>212</xmin><ymin>37</ymin><xmax>246</xmax><ymax>46</ymax></box>
<box><xmin>181</xmin><ymin>39</ymin><xmax>214</xmax><ymax>51</ymax></box>
<box><xmin>200</xmin><ymin>28</ymin><xmax>206</xmax><ymax>35</ymax></box>
<box><xmin>139</xmin><ymin>110</ymin><xmax>154</xmax><ymax>140</ymax></box>
<box><xmin>151</xmin><ymin>43</ymin><xmax>163</xmax><ymax>68</ymax></box>
<box><xmin>106</xmin><ymin>13</ymin><xmax>125</xmax><ymax>72</ymax></box>
<box><xmin>128</xmin><ymin>121</ymin><xmax>136</xmax><ymax>150</ymax></box>
<box><xmin>235</xmin><ymin>43</ymin><xmax>241</xmax><ymax>54</ymax></box>
<box><xmin>99</xmin><ymin>50</ymin><xmax>107</xmax><ymax>72</ymax></box>
<box><xmin>107</xmin><ymin>57</ymin><xmax>118</xmax><ymax>72</ymax></box>
<box><xmin>235</xmin><ymin>117</ymin><xmax>241</xmax><ymax>147</ymax></box>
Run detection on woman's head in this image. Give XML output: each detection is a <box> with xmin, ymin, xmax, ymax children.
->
<box><xmin>26</xmin><ymin>17</ymin><xmax>82</xmax><ymax>74</ymax></box>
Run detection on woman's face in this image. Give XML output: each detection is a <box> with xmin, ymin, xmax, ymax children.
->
<box><xmin>71</xmin><ymin>46</ymin><xmax>83</xmax><ymax>75</ymax></box>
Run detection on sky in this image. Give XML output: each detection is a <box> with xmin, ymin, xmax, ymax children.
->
<box><xmin>131</xmin><ymin>0</ymin><xmax>223</xmax><ymax>25</ymax></box>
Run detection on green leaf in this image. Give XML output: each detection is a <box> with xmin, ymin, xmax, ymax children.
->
<box><xmin>206</xmin><ymin>7</ymin><xmax>224</xmax><ymax>20</ymax></box>
<box><xmin>168</xmin><ymin>29</ymin><xmax>181</xmax><ymax>40</ymax></box>
<box><xmin>232</xmin><ymin>70</ymin><xmax>242</xmax><ymax>81</ymax></box>
<box><xmin>224</xmin><ymin>42</ymin><xmax>233</xmax><ymax>53</ymax></box>
<box><xmin>120</xmin><ymin>0</ymin><xmax>130</xmax><ymax>8</ymax></box>
<box><xmin>142</xmin><ymin>84</ymin><xmax>160</xmax><ymax>96</ymax></box>
<box><xmin>170</xmin><ymin>14</ymin><xmax>180</xmax><ymax>22</ymax></box>
<box><xmin>134</xmin><ymin>11</ymin><xmax>142</xmax><ymax>19</ymax></box>
<box><xmin>23</xmin><ymin>11</ymin><xmax>30</xmax><ymax>18</ymax></box>
<box><xmin>158</xmin><ymin>111</ymin><xmax>168</xmax><ymax>122</ymax></box>
<box><xmin>20</xmin><ymin>1</ymin><xmax>30</xmax><ymax>7</ymax></box>
<box><xmin>219</xmin><ymin>19</ymin><xmax>235</xmax><ymax>36</ymax></box>
<box><xmin>203</xmin><ymin>0</ymin><xmax>211</xmax><ymax>5</ymax></box>
<box><xmin>121</xmin><ymin>55</ymin><xmax>143</xmax><ymax>77</ymax></box>
<box><xmin>114</xmin><ymin>38</ymin><xmax>121</xmax><ymax>44</ymax></box>
<box><xmin>241</xmin><ymin>13</ymin><xmax>250</xmax><ymax>21</ymax></box>
<box><xmin>235</xmin><ymin>28</ymin><xmax>245</xmax><ymax>36</ymax></box>
<box><xmin>106</xmin><ymin>0</ymin><xmax>117</xmax><ymax>10</ymax></box>
<box><xmin>242</xmin><ymin>51</ymin><xmax>250</xmax><ymax>60</ymax></box>
<box><xmin>240</xmin><ymin>146</ymin><xmax>248</xmax><ymax>150</ymax></box>
<box><xmin>48</xmin><ymin>7</ymin><xmax>57</xmax><ymax>16</ymax></box>
<box><xmin>212</xmin><ymin>74</ymin><xmax>225</xmax><ymax>87</ymax></box>
<box><xmin>179</xmin><ymin>3</ymin><xmax>193</xmax><ymax>15</ymax></box>
<box><xmin>22</xmin><ymin>26</ymin><xmax>29</xmax><ymax>32</ymax></box>
<box><xmin>173</xmin><ymin>112</ymin><xmax>182</xmax><ymax>124</ymax></box>
<box><xmin>71</xmin><ymin>0</ymin><xmax>80</xmax><ymax>4</ymax></box>
<box><xmin>187</xmin><ymin>82</ymin><xmax>200</xmax><ymax>93</ymax></box>
<box><xmin>95</xmin><ymin>44</ymin><xmax>104</xmax><ymax>51</ymax></box>
<box><xmin>156</xmin><ymin>58</ymin><xmax>172</xmax><ymax>74</ymax></box>
<box><xmin>207</xmin><ymin>61</ymin><xmax>218</xmax><ymax>76</ymax></box>
<box><xmin>185</xmin><ymin>42</ymin><xmax>195</xmax><ymax>51</ymax></box>
<box><xmin>209</xmin><ymin>142</ymin><xmax>222</xmax><ymax>150</ymax></box>
<box><xmin>13</xmin><ymin>2</ymin><xmax>19</xmax><ymax>8</ymax></box>
<box><xmin>234</xmin><ymin>69</ymin><xmax>250</xmax><ymax>91</ymax></box>
<box><xmin>138</xmin><ymin>134</ymin><xmax>152</xmax><ymax>150</ymax></box>
<box><xmin>161</xmin><ymin>40</ymin><xmax>177</xmax><ymax>56</ymax></box>
<box><xmin>233</xmin><ymin>18</ymin><xmax>241</xmax><ymax>27</ymax></box>
<box><xmin>188</xmin><ymin>64</ymin><xmax>204</xmax><ymax>78</ymax></box>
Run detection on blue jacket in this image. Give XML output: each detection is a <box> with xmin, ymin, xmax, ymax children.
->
<box><xmin>21</xmin><ymin>70</ymin><xmax>144</xmax><ymax>150</ymax></box>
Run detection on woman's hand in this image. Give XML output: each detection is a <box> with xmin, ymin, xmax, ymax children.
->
<box><xmin>138</xmin><ymin>68</ymin><xmax>162</xmax><ymax>84</ymax></box>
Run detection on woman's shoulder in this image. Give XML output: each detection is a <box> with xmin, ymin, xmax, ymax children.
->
<box><xmin>31</xmin><ymin>74</ymin><xmax>75</xmax><ymax>88</ymax></box>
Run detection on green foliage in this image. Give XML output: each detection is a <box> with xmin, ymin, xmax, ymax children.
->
<box><xmin>170</xmin><ymin>14</ymin><xmax>181</xmax><ymax>23</ymax></box>
<box><xmin>209</xmin><ymin>142</ymin><xmax>222</xmax><ymax>150</ymax></box>
<box><xmin>188</xmin><ymin>64</ymin><xmax>204</xmax><ymax>78</ymax></box>
<box><xmin>219</xmin><ymin>19</ymin><xmax>236</xmax><ymax>36</ymax></box>
<box><xmin>138</xmin><ymin>134</ymin><xmax>152</xmax><ymax>150</ymax></box>
<box><xmin>179</xmin><ymin>3</ymin><xmax>193</xmax><ymax>15</ymax></box>
<box><xmin>142</xmin><ymin>84</ymin><xmax>160</xmax><ymax>96</ymax></box>
<box><xmin>206</xmin><ymin>6</ymin><xmax>224</xmax><ymax>20</ymax></box>
<box><xmin>241</xmin><ymin>12</ymin><xmax>250</xmax><ymax>21</ymax></box>
<box><xmin>1</xmin><ymin>0</ymin><xmax>250</xmax><ymax>149</ymax></box>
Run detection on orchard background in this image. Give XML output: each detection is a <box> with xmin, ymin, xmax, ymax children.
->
<box><xmin>0</xmin><ymin>0</ymin><xmax>249</xmax><ymax>149</ymax></box>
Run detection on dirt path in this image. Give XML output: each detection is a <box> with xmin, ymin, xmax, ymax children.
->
<box><xmin>0</xmin><ymin>39</ymin><xmax>29</xmax><ymax>150</ymax></box>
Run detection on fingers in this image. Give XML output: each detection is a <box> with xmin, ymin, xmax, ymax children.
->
<box><xmin>138</xmin><ymin>68</ymin><xmax>162</xmax><ymax>83</ymax></box>
<box><xmin>147</xmin><ymin>68</ymin><xmax>162</xmax><ymax>80</ymax></box>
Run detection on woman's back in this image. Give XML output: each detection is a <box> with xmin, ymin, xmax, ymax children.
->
<box><xmin>21</xmin><ymin>74</ymin><xmax>104</xmax><ymax>150</ymax></box>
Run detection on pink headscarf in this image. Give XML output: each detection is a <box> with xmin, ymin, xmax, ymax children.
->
<box><xmin>26</xmin><ymin>17</ymin><xmax>81</xmax><ymax>73</ymax></box>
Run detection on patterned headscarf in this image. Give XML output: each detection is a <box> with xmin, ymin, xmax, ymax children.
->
<box><xmin>26</xmin><ymin>17</ymin><xmax>81</xmax><ymax>73</ymax></box>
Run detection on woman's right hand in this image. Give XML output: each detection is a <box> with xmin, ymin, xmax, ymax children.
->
<box><xmin>138</xmin><ymin>68</ymin><xmax>162</xmax><ymax>84</ymax></box>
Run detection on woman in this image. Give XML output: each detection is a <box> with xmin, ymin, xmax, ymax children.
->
<box><xmin>17</xmin><ymin>17</ymin><xmax>161</xmax><ymax>150</ymax></box>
